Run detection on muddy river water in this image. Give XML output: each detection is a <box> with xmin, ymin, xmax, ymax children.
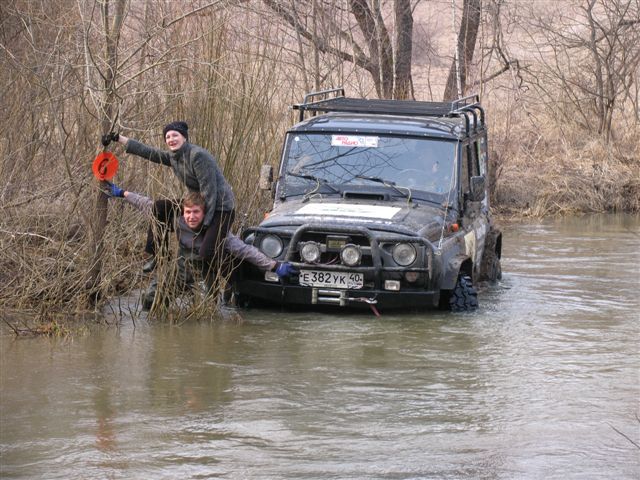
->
<box><xmin>1</xmin><ymin>214</ymin><xmax>639</xmax><ymax>479</ymax></box>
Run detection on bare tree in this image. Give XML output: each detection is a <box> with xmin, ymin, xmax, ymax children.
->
<box><xmin>583</xmin><ymin>0</ymin><xmax>640</xmax><ymax>141</ymax></box>
<box><xmin>444</xmin><ymin>0</ymin><xmax>482</xmax><ymax>100</ymax></box>
<box><xmin>261</xmin><ymin>0</ymin><xmax>416</xmax><ymax>99</ymax></box>
<box><xmin>394</xmin><ymin>0</ymin><xmax>414</xmax><ymax>99</ymax></box>
<box><xmin>523</xmin><ymin>0</ymin><xmax>640</xmax><ymax>142</ymax></box>
<box><xmin>86</xmin><ymin>0</ymin><xmax>127</xmax><ymax>303</ymax></box>
<box><xmin>474</xmin><ymin>0</ymin><xmax>526</xmax><ymax>93</ymax></box>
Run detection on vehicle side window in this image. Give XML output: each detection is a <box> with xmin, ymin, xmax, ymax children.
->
<box><xmin>470</xmin><ymin>140</ymin><xmax>480</xmax><ymax>177</ymax></box>
<box><xmin>477</xmin><ymin>136</ymin><xmax>488</xmax><ymax>176</ymax></box>
<box><xmin>460</xmin><ymin>144</ymin><xmax>470</xmax><ymax>196</ymax></box>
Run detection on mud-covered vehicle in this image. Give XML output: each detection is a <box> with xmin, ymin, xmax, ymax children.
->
<box><xmin>233</xmin><ymin>88</ymin><xmax>502</xmax><ymax>311</ymax></box>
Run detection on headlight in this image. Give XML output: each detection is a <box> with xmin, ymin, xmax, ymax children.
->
<box><xmin>300</xmin><ymin>241</ymin><xmax>321</xmax><ymax>263</ymax></box>
<box><xmin>260</xmin><ymin>234</ymin><xmax>283</xmax><ymax>258</ymax></box>
<box><xmin>340</xmin><ymin>244</ymin><xmax>361</xmax><ymax>266</ymax></box>
<box><xmin>392</xmin><ymin>243</ymin><xmax>417</xmax><ymax>266</ymax></box>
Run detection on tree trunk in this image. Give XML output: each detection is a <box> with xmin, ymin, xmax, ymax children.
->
<box><xmin>262</xmin><ymin>0</ymin><xmax>415</xmax><ymax>100</ymax></box>
<box><xmin>86</xmin><ymin>0</ymin><xmax>126</xmax><ymax>304</ymax></box>
<box><xmin>349</xmin><ymin>0</ymin><xmax>394</xmax><ymax>98</ymax></box>
<box><xmin>393</xmin><ymin>0</ymin><xmax>414</xmax><ymax>99</ymax></box>
<box><xmin>444</xmin><ymin>0</ymin><xmax>481</xmax><ymax>101</ymax></box>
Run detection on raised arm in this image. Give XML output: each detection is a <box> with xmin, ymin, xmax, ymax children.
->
<box><xmin>123</xmin><ymin>191</ymin><xmax>154</xmax><ymax>216</ymax></box>
<box><xmin>124</xmin><ymin>137</ymin><xmax>172</xmax><ymax>166</ymax></box>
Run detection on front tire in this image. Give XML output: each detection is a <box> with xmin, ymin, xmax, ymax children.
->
<box><xmin>232</xmin><ymin>292</ymin><xmax>252</xmax><ymax>308</ymax></box>
<box><xmin>449</xmin><ymin>275</ymin><xmax>479</xmax><ymax>312</ymax></box>
<box><xmin>485</xmin><ymin>254</ymin><xmax>502</xmax><ymax>281</ymax></box>
<box><xmin>479</xmin><ymin>228</ymin><xmax>502</xmax><ymax>282</ymax></box>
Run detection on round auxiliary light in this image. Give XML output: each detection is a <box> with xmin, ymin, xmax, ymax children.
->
<box><xmin>260</xmin><ymin>234</ymin><xmax>283</xmax><ymax>258</ymax></box>
<box><xmin>404</xmin><ymin>271</ymin><xmax>420</xmax><ymax>283</ymax></box>
<box><xmin>300</xmin><ymin>241</ymin><xmax>321</xmax><ymax>263</ymax></box>
<box><xmin>340</xmin><ymin>244</ymin><xmax>362</xmax><ymax>267</ymax></box>
<box><xmin>392</xmin><ymin>243</ymin><xmax>417</xmax><ymax>266</ymax></box>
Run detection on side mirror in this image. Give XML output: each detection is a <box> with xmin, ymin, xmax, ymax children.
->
<box><xmin>259</xmin><ymin>164</ymin><xmax>273</xmax><ymax>191</ymax></box>
<box><xmin>469</xmin><ymin>175</ymin><xmax>486</xmax><ymax>202</ymax></box>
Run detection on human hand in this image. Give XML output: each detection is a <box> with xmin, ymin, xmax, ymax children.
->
<box><xmin>275</xmin><ymin>262</ymin><xmax>298</xmax><ymax>278</ymax></box>
<box><xmin>104</xmin><ymin>180</ymin><xmax>125</xmax><ymax>198</ymax></box>
<box><xmin>101</xmin><ymin>132</ymin><xmax>120</xmax><ymax>147</ymax></box>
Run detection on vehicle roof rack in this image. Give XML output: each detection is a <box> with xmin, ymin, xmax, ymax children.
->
<box><xmin>292</xmin><ymin>87</ymin><xmax>485</xmax><ymax>136</ymax></box>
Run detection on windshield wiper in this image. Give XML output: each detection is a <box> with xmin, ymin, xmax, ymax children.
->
<box><xmin>286</xmin><ymin>170</ymin><xmax>341</xmax><ymax>194</ymax></box>
<box><xmin>355</xmin><ymin>175</ymin><xmax>412</xmax><ymax>202</ymax></box>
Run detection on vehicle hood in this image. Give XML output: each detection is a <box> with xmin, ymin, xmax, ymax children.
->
<box><xmin>259</xmin><ymin>198</ymin><xmax>448</xmax><ymax>238</ymax></box>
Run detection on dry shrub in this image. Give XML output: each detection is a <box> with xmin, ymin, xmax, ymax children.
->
<box><xmin>0</xmin><ymin>4</ymin><xmax>293</xmax><ymax>318</ymax></box>
<box><xmin>489</xmin><ymin>99</ymin><xmax>639</xmax><ymax>218</ymax></box>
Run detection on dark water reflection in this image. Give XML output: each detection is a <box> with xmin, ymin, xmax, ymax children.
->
<box><xmin>1</xmin><ymin>214</ymin><xmax>639</xmax><ymax>479</ymax></box>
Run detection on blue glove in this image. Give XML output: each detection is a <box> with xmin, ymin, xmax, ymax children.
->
<box><xmin>275</xmin><ymin>262</ymin><xmax>297</xmax><ymax>278</ymax></box>
<box><xmin>105</xmin><ymin>180</ymin><xmax>125</xmax><ymax>198</ymax></box>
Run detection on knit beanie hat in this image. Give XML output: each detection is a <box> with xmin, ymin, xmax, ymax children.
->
<box><xmin>163</xmin><ymin>121</ymin><xmax>189</xmax><ymax>140</ymax></box>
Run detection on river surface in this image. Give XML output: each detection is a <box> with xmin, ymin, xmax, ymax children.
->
<box><xmin>1</xmin><ymin>214</ymin><xmax>639</xmax><ymax>479</ymax></box>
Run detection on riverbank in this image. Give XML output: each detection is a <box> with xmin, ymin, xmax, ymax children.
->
<box><xmin>488</xmin><ymin>103</ymin><xmax>640</xmax><ymax>218</ymax></box>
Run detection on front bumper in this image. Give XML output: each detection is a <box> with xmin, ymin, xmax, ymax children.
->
<box><xmin>238</xmin><ymin>222</ymin><xmax>442</xmax><ymax>309</ymax></box>
<box><xmin>234</xmin><ymin>278</ymin><xmax>440</xmax><ymax>310</ymax></box>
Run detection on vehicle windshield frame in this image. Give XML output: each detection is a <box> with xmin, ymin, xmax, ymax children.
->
<box><xmin>277</xmin><ymin>131</ymin><xmax>459</xmax><ymax>204</ymax></box>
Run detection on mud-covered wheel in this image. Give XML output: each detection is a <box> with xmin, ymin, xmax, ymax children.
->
<box><xmin>485</xmin><ymin>253</ymin><xmax>502</xmax><ymax>281</ymax></box>
<box><xmin>479</xmin><ymin>228</ymin><xmax>502</xmax><ymax>282</ymax></box>
<box><xmin>449</xmin><ymin>275</ymin><xmax>479</xmax><ymax>312</ymax></box>
<box><xmin>232</xmin><ymin>293</ymin><xmax>252</xmax><ymax>308</ymax></box>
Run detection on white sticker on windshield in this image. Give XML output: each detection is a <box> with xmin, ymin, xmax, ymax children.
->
<box><xmin>331</xmin><ymin>135</ymin><xmax>379</xmax><ymax>148</ymax></box>
<box><xmin>297</xmin><ymin>203</ymin><xmax>400</xmax><ymax>219</ymax></box>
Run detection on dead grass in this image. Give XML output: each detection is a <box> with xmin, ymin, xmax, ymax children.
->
<box><xmin>490</xmin><ymin>105</ymin><xmax>640</xmax><ymax>218</ymax></box>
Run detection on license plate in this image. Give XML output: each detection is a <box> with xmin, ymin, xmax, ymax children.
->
<box><xmin>299</xmin><ymin>270</ymin><xmax>364</xmax><ymax>289</ymax></box>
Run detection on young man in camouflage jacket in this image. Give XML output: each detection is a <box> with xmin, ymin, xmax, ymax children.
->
<box><xmin>106</xmin><ymin>182</ymin><xmax>294</xmax><ymax>309</ymax></box>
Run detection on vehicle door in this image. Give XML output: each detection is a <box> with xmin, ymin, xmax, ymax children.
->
<box><xmin>460</xmin><ymin>137</ymin><xmax>488</xmax><ymax>279</ymax></box>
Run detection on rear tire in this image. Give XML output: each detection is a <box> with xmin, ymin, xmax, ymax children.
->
<box><xmin>449</xmin><ymin>275</ymin><xmax>479</xmax><ymax>312</ymax></box>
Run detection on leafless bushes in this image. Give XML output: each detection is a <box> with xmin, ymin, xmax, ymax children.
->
<box><xmin>480</xmin><ymin>0</ymin><xmax>640</xmax><ymax>217</ymax></box>
<box><xmin>491</xmin><ymin>121</ymin><xmax>640</xmax><ymax>216</ymax></box>
<box><xmin>0</xmin><ymin>1</ymin><xmax>292</xmax><ymax>318</ymax></box>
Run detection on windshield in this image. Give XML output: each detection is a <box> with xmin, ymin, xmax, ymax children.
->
<box><xmin>281</xmin><ymin>133</ymin><xmax>457</xmax><ymax>198</ymax></box>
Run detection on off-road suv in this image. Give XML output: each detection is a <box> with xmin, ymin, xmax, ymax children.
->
<box><xmin>233</xmin><ymin>88</ymin><xmax>502</xmax><ymax>311</ymax></box>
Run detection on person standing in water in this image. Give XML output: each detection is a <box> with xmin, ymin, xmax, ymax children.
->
<box><xmin>102</xmin><ymin>122</ymin><xmax>235</xmax><ymax>281</ymax></box>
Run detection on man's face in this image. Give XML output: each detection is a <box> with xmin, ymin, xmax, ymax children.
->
<box><xmin>165</xmin><ymin>130</ymin><xmax>186</xmax><ymax>151</ymax></box>
<box><xmin>183</xmin><ymin>204</ymin><xmax>205</xmax><ymax>229</ymax></box>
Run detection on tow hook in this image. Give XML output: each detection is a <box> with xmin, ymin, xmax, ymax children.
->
<box><xmin>349</xmin><ymin>296</ymin><xmax>380</xmax><ymax>317</ymax></box>
<box><xmin>349</xmin><ymin>296</ymin><xmax>378</xmax><ymax>305</ymax></box>
<box><xmin>311</xmin><ymin>289</ymin><xmax>380</xmax><ymax>316</ymax></box>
